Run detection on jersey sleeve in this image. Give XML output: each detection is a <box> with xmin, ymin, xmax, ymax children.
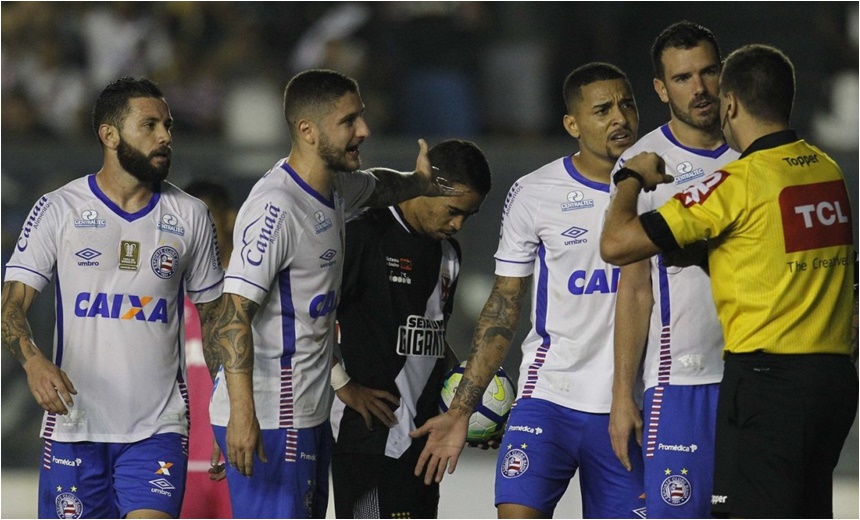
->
<box><xmin>184</xmin><ymin>203</ymin><xmax>224</xmax><ymax>304</ymax></box>
<box><xmin>3</xmin><ymin>194</ymin><xmax>59</xmax><ymax>292</ymax></box>
<box><xmin>338</xmin><ymin>170</ymin><xmax>377</xmax><ymax>212</ymax></box>
<box><xmin>657</xmin><ymin>168</ymin><xmax>745</xmax><ymax>248</ymax></box>
<box><xmin>223</xmin><ymin>189</ymin><xmax>294</xmax><ymax>304</ymax></box>
<box><xmin>494</xmin><ymin>180</ymin><xmax>539</xmax><ymax>278</ymax></box>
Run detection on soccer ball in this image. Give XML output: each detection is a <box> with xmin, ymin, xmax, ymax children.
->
<box><xmin>439</xmin><ymin>361</ymin><xmax>516</xmax><ymax>443</ymax></box>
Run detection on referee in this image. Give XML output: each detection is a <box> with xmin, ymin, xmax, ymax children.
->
<box><xmin>600</xmin><ymin>44</ymin><xmax>857</xmax><ymax>518</ymax></box>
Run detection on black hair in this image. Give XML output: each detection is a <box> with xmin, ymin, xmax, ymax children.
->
<box><xmin>428</xmin><ymin>140</ymin><xmax>491</xmax><ymax>196</ymax></box>
<box><xmin>91</xmin><ymin>76</ymin><xmax>164</xmax><ymax>144</ymax></box>
<box><xmin>563</xmin><ymin>62</ymin><xmax>631</xmax><ymax>113</ymax></box>
<box><xmin>651</xmin><ymin>21</ymin><xmax>720</xmax><ymax>79</ymax></box>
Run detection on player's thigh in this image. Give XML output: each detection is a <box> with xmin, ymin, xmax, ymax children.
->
<box><xmin>214</xmin><ymin>425</ymin><xmax>329</xmax><ymax>519</ymax></box>
<box><xmin>39</xmin><ymin>439</ymin><xmax>118</xmax><ymax>519</ymax></box>
<box><xmin>114</xmin><ymin>433</ymin><xmax>188</xmax><ymax>518</ymax></box>
<box><xmin>377</xmin><ymin>448</ymin><xmax>439</xmax><ymax>519</ymax></box>
<box><xmin>578</xmin><ymin>412</ymin><xmax>645</xmax><ymax>518</ymax></box>
<box><xmin>494</xmin><ymin>398</ymin><xmax>578</xmax><ymax>516</ymax></box>
<box><xmin>642</xmin><ymin>384</ymin><xmax>717</xmax><ymax>518</ymax></box>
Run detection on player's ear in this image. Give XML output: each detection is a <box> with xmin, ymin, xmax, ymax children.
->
<box><xmin>297</xmin><ymin>118</ymin><xmax>316</xmax><ymax>146</ymax></box>
<box><xmin>98</xmin><ymin>124</ymin><xmax>120</xmax><ymax>150</ymax></box>
<box><xmin>653</xmin><ymin>77</ymin><xmax>669</xmax><ymax>104</ymax></box>
<box><xmin>563</xmin><ymin>114</ymin><xmax>580</xmax><ymax>140</ymax></box>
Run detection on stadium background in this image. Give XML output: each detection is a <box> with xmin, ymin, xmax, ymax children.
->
<box><xmin>1</xmin><ymin>2</ymin><xmax>857</xmax><ymax>517</ymax></box>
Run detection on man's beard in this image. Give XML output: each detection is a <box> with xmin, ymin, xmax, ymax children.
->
<box><xmin>318</xmin><ymin>131</ymin><xmax>358</xmax><ymax>172</ymax></box>
<box><xmin>117</xmin><ymin>137</ymin><xmax>171</xmax><ymax>184</ymax></box>
<box><xmin>670</xmin><ymin>95</ymin><xmax>720</xmax><ymax>133</ymax></box>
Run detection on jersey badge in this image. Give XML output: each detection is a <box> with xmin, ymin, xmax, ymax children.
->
<box><xmin>74</xmin><ymin>209</ymin><xmax>106</xmax><ymax>229</ymax></box>
<box><xmin>157</xmin><ymin>214</ymin><xmax>185</xmax><ymax>236</ymax></box>
<box><xmin>151</xmin><ymin>246</ymin><xmax>179</xmax><ymax>279</ymax></box>
<box><xmin>501</xmin><ymin>446</ymin><xmax>529</xmax><ymax>478</ymax></box>
<box><xmin>119</xmin><ymin>240</ymin><xmax>141</xmax><ymax>271</ymax></box>
<box><xmin>660</xmin><ymin>470</ymin><xmax>692</xmax><ymax>506</ymax></box>
<box><xmin>561</xmin><ymin>190</ymin><xmax>595</xmax><ymax>211</ymax></box>
<box><xmin>314</xmin><ymin>210</ymin><xmax>333</xmax><ymax>234</ymax></box>
<box><xmin>674</xmin><ymin>161</ymin><xmax>706</xmax><ymax>184</ymax></box>
<box><xmin>55</xmin><ymin>491</ymin><xmax>83</xmax><ymax>519</ymax></box>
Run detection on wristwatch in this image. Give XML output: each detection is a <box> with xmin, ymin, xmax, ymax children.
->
<box><xmin>613</xmin><ymin>168</ymin><xmax>645</xmax><ymax>187</ymax></box>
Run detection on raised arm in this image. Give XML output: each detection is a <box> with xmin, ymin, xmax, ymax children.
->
<box><xmin>600</xmin><ymin>152</ymin><xmax>674</xmax><ymax>265</ymax></box>
<box><xmin>411</xmin><ymin>274</ymin><xmax>529</xmax><ymax>484</ymax></box>
<box><xmin>608</xmin><ymin>260</ymin><xmax>652</xmax><ymax>471</ymax></box>
<box><xmin>363</xmin><ymin>139</ymin><xmax>462</xmax><ymax>208</ymax></box>
<box><xmin>2</xmin><ymin>281</ymin><xmax>77</xmax><ymax>414</ymax></box>
<box><xmin>211</xmin><ymin>292</ymin><xmax>266</xmax><ymax>477</ymax></box>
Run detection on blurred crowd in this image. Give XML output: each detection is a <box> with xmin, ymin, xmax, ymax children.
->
<box><xmin>4</xmin><ymin>2</ymin><xmax>855</xmax><ymax>144</ymax></box>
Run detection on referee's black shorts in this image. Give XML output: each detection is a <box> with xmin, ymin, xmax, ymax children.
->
<box><xmin>712</xmin><ymin>352</ymin><xmax>858</xmax><ymax>518</ymax></box>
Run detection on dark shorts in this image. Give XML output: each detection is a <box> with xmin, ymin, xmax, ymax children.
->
<box><xmin>38</xmin><ymin>433</ymin><xmax>188</xmax><ymax>519</ymax></box>
<box><xmin>712</xmin><ymin>353</ymin><xmax>858</xmax><ymax>518</ymax></box>
<box><xmin>331</xmin><ymin>445</ymin><xmax>439</xmax><ymax>519</ymax></box>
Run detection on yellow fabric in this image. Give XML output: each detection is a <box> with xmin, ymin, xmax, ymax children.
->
<box><xmin>658</xmin><ymin>139</ymin><xmax>854</xmax><ymax>355</ymax></box>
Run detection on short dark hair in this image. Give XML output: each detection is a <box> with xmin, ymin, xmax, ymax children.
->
<box><xmin>283</xmin><ymin>69</ymin><xmax>360</xmax><ymax>137</ymax></box>
<box><xmin>651</xmin><ymin>21</ymin><xmax>720</xmax><ymax>79</ymax></box>
<box><xmin>563</xmin><ymin>62</ymin><xmax>631</xmax><ymax>113</ymax></box>
<box><xmin>183</xmin><ymin>180</ymin><xmax>232</xmax><ymax>212</ymax></box>
<box><xmin>428</xmin><ymin>140</ymin><xmax>491</xmax><ymax>196</ymax></box>
<box><xmin>91</xmin><ymin>77</ymin><xmax>164</xmax><ymax>143</ymax></box>
<box><xmin>721</xmin><ymin>44</ymin><xmax>795</xmax><ymax>124</ymax></box>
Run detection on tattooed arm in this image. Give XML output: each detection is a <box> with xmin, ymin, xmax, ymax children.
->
<box><xmin>2</xmin><ymin>281</ymin><xmax>77</xmax><ymax>414</ymax></box>
<box><xmin>211</xmin><ymin>292</ymin><xmax>267</xmax><ymax>477</ymax></box>
<box><xmin>411</xmin><ymin>275</ymin><xmax>530</xmax><ymax>484</ymax></box>
<box><xmin>196</xmin><ymin>296</ymin><xmax>224</xmax><ymax>380</ymax></box>
<box><xmin>363</xmin><ymin>139</ymin><xmax>462</xmax><ymax>208</ymax></box>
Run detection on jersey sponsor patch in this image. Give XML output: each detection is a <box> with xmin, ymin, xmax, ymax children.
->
<box><xmin>672</xmin><ymin>171</ymin><xmax>729</xmax><ymax>207</ymax></box>
<box><xmin>119</xmin><ymin>240</ymin><xmax>141</xmax><ymax>271</ymax></box>
<box><xmin>779</xmin><ymin>181</ymin><xmax>852</xmax><ymax>253</ymax></box>
<box><xmin>396</xmin><ymin>315</ymin><xmax>445</xmax><ymax>358</ymax></box>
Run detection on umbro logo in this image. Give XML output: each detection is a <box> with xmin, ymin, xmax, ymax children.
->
<box><xmin>561</xmin><ymin>226</ymin><xmax>588</xmax><ymax>239</ymax></box>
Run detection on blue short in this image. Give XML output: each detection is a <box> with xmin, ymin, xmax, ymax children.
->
<box><xmin>495</xmin><ymin>397</ymin><xmax>645</xmax><ymax>518</ymax></box>
<box><xmin>38</xmin><ymin>433</ymin><xmax>188</xmax><ymax>518</ymax></box>
<box><xmin>213</xmin><ymin>422</ymin><xmax>331</xmax><ymax>519</ymax></box>
<box><xmin>642</xmin><ymin>384</ymin><xmax>718</xmax><ymax>518</ymax></box>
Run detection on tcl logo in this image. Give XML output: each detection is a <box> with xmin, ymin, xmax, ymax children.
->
<box><xmin>673</xmin><ymin>171</ymin><xmax>729</xmax><ymax>207</ymax></box>
<box><xmin>780</xmin><ymin>181</ymin><xmax>852</xmax><ymax>253</ymax></box>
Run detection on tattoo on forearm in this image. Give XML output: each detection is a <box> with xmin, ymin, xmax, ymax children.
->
<box><xmin>1</xmin><ymin>283</ymin><xmax>39</xmax><ymax>365</ymax></box>
<box><xmin>197</xmin><ymin>299</ymin><xmax>223</xmax><ymax>379</ymax></box>
<box><xmin>364</xmin><ymin>169</ymin><xmax>425</xmax><ymax>208</ymax></box>
<box><xmin>211</xmin><ymin>296</ymin><xmax>256</xmax><ymax>374</ymax></box>
<box><xmin>454</xmin><ymin>277</ymin><xmax>529</xmax><ymax>413</ymax></box>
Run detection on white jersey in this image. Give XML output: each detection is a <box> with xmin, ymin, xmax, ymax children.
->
<box><xmin>210</xmin><ymin>160</ymin><xmax>375</xmax><ymax>430</ymax></box>
<box><xmin>4</xmin><ymin>175</ymin><xmax>224</xmax><ymax>443</ymax></box>
<box><xmin>612</xmin><ymin>124</ymin><xmax>740</xmax><ymax>388</ymax></box>
<box><xmin>496</xmin><ymin>156</ymin><xmax>619</xmax><ymax>413</ymax></box>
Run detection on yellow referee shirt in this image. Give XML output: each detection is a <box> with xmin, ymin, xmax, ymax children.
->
<box><xmin>654</xmin><ymin>130</ymin><xmax>854</xmax><ymax>355</ymax></box>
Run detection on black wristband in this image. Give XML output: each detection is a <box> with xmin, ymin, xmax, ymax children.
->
<box><xmin>613</xmin><ymin>167</ymin><xmax>645</xmax><ymax>187</ymax></box>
